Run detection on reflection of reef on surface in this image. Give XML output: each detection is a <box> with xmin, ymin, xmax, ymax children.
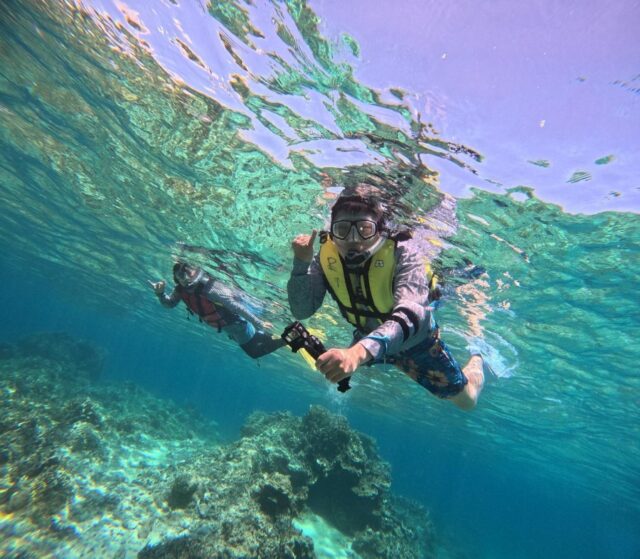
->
<box><xmin>1</xmin><ymin>333</ymin><xmax>436</xmax><ymax>558</ymax></box>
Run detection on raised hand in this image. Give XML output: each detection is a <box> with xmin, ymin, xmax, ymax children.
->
<box><xmin>148</xmin><ymin>280</ymin><xmax>166</xmax><ymax>294</ymax></box>
<box><xmin>291</xmin><ymin>230</ymin><xmax>317</xmax><ymax>263</ymax></box>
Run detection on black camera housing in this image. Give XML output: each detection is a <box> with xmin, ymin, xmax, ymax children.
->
<box><xmin>282</xmin><ymin>321</ymin><xmax>351</xmax><ymax>393</ymax></box>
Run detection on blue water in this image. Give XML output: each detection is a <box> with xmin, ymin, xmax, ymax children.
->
<box><xmin>1</xmin><ymin>1</ymin><xmax>639</xmax><ymax>558</ymax></box>
<box><xmin>2</xmin><ymin>261</ymin><xmax>638</xmax><ymax>558</ymax></box>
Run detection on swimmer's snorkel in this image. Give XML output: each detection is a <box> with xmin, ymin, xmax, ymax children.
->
<box><xmin>342</xmin><ymin>233</ymin><xmax>387</xmax><ymax>267</ymax></box>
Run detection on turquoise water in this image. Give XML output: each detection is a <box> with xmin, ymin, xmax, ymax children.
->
<box><xmin>1</xmin><ymin>1</ymin><xmax>639</xmax><ymax>557</ymax></box>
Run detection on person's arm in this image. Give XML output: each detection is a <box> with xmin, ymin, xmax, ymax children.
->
<box><xmin>149</xmin><ymin>280</ymin><xmax>182</xmax><ymax>308</ymax></box>
<box><xmin>357</xmin><ymin>242</ymin><xmax>433</xmax><ymax>360</ymax></box>
<box><xmin>287</xmin><ymin>230</ymin><xmax>327</xmax><ymax>319</ymax></box>
<box><xmin>158</xmin><ymin>288</ymin><xmax>182</xmax><ymax>308</ymax></box>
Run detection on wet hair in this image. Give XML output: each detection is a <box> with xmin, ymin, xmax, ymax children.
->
<box><xmin>173</xmin><ymin>262</ymin><xmax>184</xmax><ymax>284</ymax></box>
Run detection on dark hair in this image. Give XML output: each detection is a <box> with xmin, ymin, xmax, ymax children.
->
<box><xmin>172</xmin><ymin>262</ymin><xmax>183</xmax><ymax>284</ymax></box>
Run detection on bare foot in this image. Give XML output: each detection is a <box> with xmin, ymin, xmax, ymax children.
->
<box><xmin>464</xmin><ymin>355</ymin><xmax>485</xmax><ymax>392</ymax></box>
<box><xmin>451</xmin><ymin>355</ymin><xmax>485</xmax><ymax>410</ymax></box>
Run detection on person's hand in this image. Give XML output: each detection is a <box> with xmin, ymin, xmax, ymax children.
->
<box><xmin>148</xmin><ymin>280</ymin><xmax>165</xmax><ymax>294</ymax></box>
<box><xmin>291</xmin><ymin>230</ymin><xmax>317</xmax><ymax>263</ymax></box>
<box><xmin>316</xmin><ymin>344</ymin><xmax>371</xmax><ymax>384</ymax></box>
<box><xmin>261</xmin><ymin>321</ymin><xmax>274</xmax><ymax>331</ymax></box>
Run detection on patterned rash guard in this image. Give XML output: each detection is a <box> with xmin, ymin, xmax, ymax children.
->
<box><xmin>287</xmin><ymin>238</ymin><xmax>437</xmax><ymax>361</ymax></box>
<box><xmin>158</xmin><ymin>277</ymin><xmax>270</xmax><ymax>345</ymax></box>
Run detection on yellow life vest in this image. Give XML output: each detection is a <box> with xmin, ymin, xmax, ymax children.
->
<box><xmin>319</xmin><ymin>237</ymin><xmax>397</xmax><ymax>329</ymax></box>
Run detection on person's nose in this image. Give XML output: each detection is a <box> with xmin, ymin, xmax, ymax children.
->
<box><xmin>347</xmin><ymin>224</ymin><xmax>359</xmax><ymax>242</ymax></box>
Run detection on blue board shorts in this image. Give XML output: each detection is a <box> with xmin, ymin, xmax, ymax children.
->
<box><xmin>385</xmin><ymin>328</ymin><xmax>468</xmax><ymax>399</ymax></box>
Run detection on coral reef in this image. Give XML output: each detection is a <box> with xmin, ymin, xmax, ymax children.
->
<box><xmin>1</xmin><ymin>332</ymin><xmax>435</xmax><ymax>558</ymax></box>
<box><xmin>138</xmin><ymin>407</ymin><xmax>434</xmax><ymax>559</ymax></box>
<box><xmin>0</xmin><ymin>333</ymin><xmax>219</xmax><ymax>557</ymax></box>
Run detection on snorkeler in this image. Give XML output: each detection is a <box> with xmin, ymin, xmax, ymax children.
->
<box><xmin>287</xmin><ymin>184</ymin><xmax>485</xmax><ymax>410</ymax></box>
<box><xmin>150</xmin><ymin>262</ymin><xmax>286</xmax><ymax>359</ymax></box>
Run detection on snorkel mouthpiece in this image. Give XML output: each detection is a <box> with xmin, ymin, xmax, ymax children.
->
<box><xmin>345</xmin><ymin>250</ymin><xmax>369</xmax><ymax>267</ymax></box>
<box><xmin>343</xmin><ymin>234</ymin><xmax>387</xmax><ymax>268</ymax></box>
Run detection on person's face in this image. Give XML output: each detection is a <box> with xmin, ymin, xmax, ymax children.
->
<box><xmin>177</xmin><ymin>266</ymin><xmax>198</xmax><ymax>286</ymax></box>
<box><xmin>331</xmin><ymin>209</ymin><xmax>380</xmax><ymax>259</ymax></box>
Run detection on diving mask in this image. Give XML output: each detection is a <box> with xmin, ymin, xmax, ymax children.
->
<box><xmin>331</xmin><ymin>219</ymin><xmax>378</xmax><ymax>241</ymax></box>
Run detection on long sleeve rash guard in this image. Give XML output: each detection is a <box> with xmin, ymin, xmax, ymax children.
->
<box><xmin>158</xmin><ymin>277</ymin><xmax>269</xmax><ymax>333</ymax></box>
<box><xmin>287</xmin><ymin>239</ymin><xmax>436</xmax><ymax>361</ymax></box>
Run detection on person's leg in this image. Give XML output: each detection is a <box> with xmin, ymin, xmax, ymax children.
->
<box><xmin>227</xmin><ymin>321</ymin><xmax>282</xmax><ymax>359</ymax></box>
<box><xmin>240</xmin><ymin>331</ymin><xmax>287</xmax><ymax>359</ymax></box>
<box><xmin>449</xmin><ymin>355</ymin><xmax>484</xmax><ymax>410</ymax></box>
<box><xmin>393</xmin><ymin>330</ymin><xmax>483</xmax><ymax>410</ymax></box>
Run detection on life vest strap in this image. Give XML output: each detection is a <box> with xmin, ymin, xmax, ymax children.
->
<box><xmin>343</xmin><ymin>268</ymin><xmax>365</xmax><ymax>327</ymax></box>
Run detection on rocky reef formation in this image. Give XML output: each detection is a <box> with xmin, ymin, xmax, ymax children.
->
<box><xmin>139</xmin><ymin>407</ymin><xmax>433</xmax><ymax>559</ymax></box>
<box><xmin>0</xmin><ymin>333</ymin><xmax>219</xmax><ymax>557</ymax></box>
<box><xmin>1</xmin><ymin>332</ymin><xmax>435</xmax><ymax>558</ymax></box>
<box><xmin>138</xmin><ymin>406</ymin><xmax>434</xmax><ymax>559</ymax></box>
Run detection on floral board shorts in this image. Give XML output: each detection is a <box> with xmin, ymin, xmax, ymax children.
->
<box><xmin>385</xmin><ymin>328</ymin><xmax>468</xmax><ymax>399</ymax></box>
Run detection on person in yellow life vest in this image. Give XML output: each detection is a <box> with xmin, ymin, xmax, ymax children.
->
<box><xmin>287</xmin><ymin>185</ymin><xmax>485</xmax><ymax>410</ymax></box>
